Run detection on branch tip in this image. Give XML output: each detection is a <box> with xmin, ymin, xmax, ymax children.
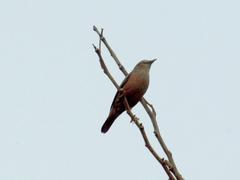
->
<box><xmin>92</xmin><ymin>43</ymin><xmax>97</xmax><ymax>50</ymax></box>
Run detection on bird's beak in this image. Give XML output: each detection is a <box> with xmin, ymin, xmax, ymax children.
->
<box><xmin>149</xmin><ymin>58</ymin><xmax>157</xmax><ymax>64</ymax></box>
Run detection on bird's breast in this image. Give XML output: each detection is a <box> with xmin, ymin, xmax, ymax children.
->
<box><xmin>123</xmin><ymin>72</ymin><xmax>149</xmax><ymax>107</ymax></box>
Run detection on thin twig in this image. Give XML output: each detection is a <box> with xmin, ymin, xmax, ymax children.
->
<box><xmin>92</xmin><ymin>29</ymin><xmax>119</xmax><ymax>89</ymax></box>
<box><xmin>93</xmin><ymin>25</ymin><xmax>128</xmax><ymax>75</ymax></box>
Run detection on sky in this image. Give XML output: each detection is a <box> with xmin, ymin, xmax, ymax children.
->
<box><xmin>0</xmin><ymin>0</ymin><xmax>240</xmax><ymax>179</ymax></box>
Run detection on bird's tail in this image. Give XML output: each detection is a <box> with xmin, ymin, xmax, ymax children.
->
<box><xmin>101</xmin><ymin>116</ymin><xmax>116</xmax><ymax>133</ymax></box>
<box><xmin>101</xmin><ymin>109</ymin><xmax>123</xmax><ymax>133</ymax></box>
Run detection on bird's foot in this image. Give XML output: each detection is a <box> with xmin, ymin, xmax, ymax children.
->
<box><xmin>130</xmin><ymin>114</ymin><xmax>137</xmax><ymax>123</ymax></box>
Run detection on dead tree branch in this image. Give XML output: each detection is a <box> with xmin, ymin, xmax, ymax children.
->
<box><xmin>93</xmin><ymin>26</ymin><xmax>184</xmax><ymax>180</ymax></box>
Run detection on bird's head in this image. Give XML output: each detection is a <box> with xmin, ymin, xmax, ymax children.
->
<box><xmin>134</xmin><ymin>59</ymin><xmax>157</xmax><ymax>71</ymax></box>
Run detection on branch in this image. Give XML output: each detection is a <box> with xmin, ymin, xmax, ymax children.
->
<box><xmin>122</xmin><ymin>92</ymin><xmax>175</xmax><ymax>180</ymax></box>
<box><xmin>93</xmin><ymin>25</ymin><xmax>128</xmax><ymax>76</ymax></box>
<box><xmin>93</xmin><ymin>26</ymin><xmax>184</xmax><ymax>180</ymax></box>
<box><xmin>92</xmin><ymin>29</ymin><xmax>119</xmax><ymax>89</ymax></box>
<box><xmin>143</xmin><ymin>99</ymin><xmax>183</xmax><ymax>179</ymax></box>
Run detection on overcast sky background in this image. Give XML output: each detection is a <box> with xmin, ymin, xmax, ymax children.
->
<box><xmin>0</xmin><ymin>0</ymin><xmax>240</xmax><ymax>179</ymax></box>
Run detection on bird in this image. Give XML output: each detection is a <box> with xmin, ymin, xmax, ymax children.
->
<box><xmin>101</xmin><ymin>59</ymin><xmax>156</xmax><ymax>133</ymax></box>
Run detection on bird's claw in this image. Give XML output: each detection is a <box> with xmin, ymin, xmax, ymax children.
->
<box><xmin>130</xmin><ymin>114</ymin><xmax>137</xmax><ymax>123</ymax></box>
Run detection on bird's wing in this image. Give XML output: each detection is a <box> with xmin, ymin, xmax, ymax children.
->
<box><xmin>110</xmin><ymin>73</ymin><xmax>131</xmax><ymax>110</ymax></box>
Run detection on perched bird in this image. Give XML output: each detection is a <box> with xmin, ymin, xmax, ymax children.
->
<box><xmin>101</xmin><ymin>59</ymin><xmax>156</xmax><ymax>133</ymax></box>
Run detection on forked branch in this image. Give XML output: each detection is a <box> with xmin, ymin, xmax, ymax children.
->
<box><xmin>93</xmin><ymin>26</ymin><xmax>184</xmax><ymax>180</ymax></box>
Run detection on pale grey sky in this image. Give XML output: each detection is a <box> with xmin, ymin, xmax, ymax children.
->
<box><xmin>0</xmin><ymin>0</ymin><xmax>240</xmax><ymax>179</ymax></box>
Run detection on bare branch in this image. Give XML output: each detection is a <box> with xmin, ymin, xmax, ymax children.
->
<box><xmin>143</xmin><ymin>99</ymin><xmax>184</xmax><ymax>179</ymax></box>
<box><xmin>93</xmin><ymin>25</ymin><xmax>128</xmax><ymax>75</ymax></box>
<box><xmin>93</xmin><ymin>25</ymin><xmax>184</xmax><ymax>180</ymax></box>
<box><xmin>121</xmin><ymin>92</ymin><xmax>176</xmax><ymax>180</ymax></box>
<box><xmin>92</xmin><ymin>30</ymin><xmax>119</xmax><ymax>89</ymax></box>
